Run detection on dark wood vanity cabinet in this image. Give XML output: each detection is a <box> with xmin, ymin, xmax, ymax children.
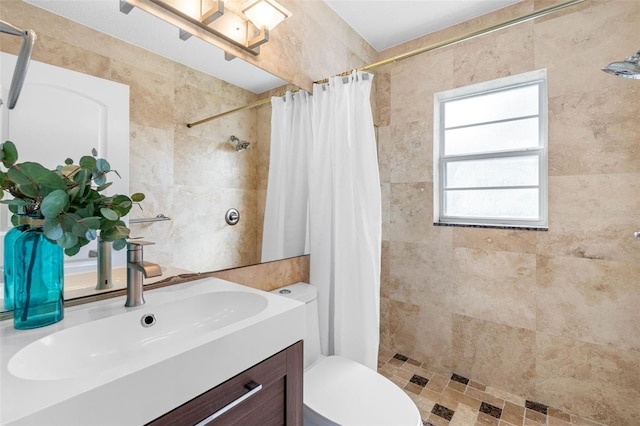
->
<box><xmin>148</xmin><ymin>341</ymin><xmax>303</xmax><ymax>426</ymax></box>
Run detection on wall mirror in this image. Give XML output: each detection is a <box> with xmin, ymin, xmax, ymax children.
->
<box><xmin>0</xmin><ymin>0</ymin><xmax>305</xmax><ymax>313</ymax></box>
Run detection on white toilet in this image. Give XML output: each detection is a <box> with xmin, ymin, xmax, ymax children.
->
<box><xmin>272</xmin><ymin>282</ymin><xmax>422</xmax><ymax>426</ymax></box>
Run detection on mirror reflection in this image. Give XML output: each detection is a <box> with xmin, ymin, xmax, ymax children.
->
<box><xmin>0</xmin><ymin>0</ymin><xmax>303</xmax><ymax>312</ymax></box>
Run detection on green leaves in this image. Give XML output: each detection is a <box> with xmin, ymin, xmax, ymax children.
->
<box><xmin>79</xmin><ymin>155</ymin><xmax>96</xmax><ymax>169</ymax></box>
<box><xmin>0</xmin><ymin>143</ymin><xmax>145</xmax><ymax>255</ymax></box>
<box><xmin>57</xmin><ymin>232</ymin><xmax>79</xmax><ymax>249</ymax></box>
<box><xmin>43</xmin><ymin>218</ymin><xmax>64</xmax><ymax>240</ymax></box>
<box><xmin>80</xmin><ymin>217</ymin><xmax>101</xmax><ymax>229</ymax></box>
<box><xmin>7</xmin><ymin>162</ymin><xmax>66</xmax><ymax>199</ymax></box>
<box><xmin>100</xmin><ymin>219</ymin><xmax>130</xmax><ymax>244</ymax></box>
<box><xmin>41</xmin><ymin>189</ymin><xmax>69</xmax><ymax>218</ymax></box>
<box><xmin>93</xmin><ymin>158</ymin><xmax>111</xmax><ymax>186</ymax></box>
<box><xmin>0</xmin><ymin>141</ymin><xmax>18</xmax><ymax>165</ymax></box>
<box><xmin>100</xmin><ymin>207</ymin><xmax>119</xmax><ymax>221</ymax></box>
<box><xmin>96</xmin><ymin>158</ymin><xmax>110</xmax><ymax>173</ymax></box>
<box><xmin>112</xmin><ymin>239</ymin><xmax>127</xmax><ymax>250</ymax></box>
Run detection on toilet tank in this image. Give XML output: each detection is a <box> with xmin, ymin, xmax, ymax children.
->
<box><xmin>271</xmin><ymin>283</ymin><xmax>322</xmax><ymax>369</ymax></box>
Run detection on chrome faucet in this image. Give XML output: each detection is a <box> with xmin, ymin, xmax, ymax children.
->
<box><xmin>95</xmin><ymin>238</ymin><xmax>113</xmax><ymax>290</ymax></box>
<box><xmin>125</xmin><ymin>241</ymin><xmax>162</xmax><ymax>307</ymax></box>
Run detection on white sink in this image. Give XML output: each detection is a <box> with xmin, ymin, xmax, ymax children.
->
<box><xmin>0</xmin><ymin>278</ymin><xmax>306</xmax><ymax>425</ymax></box>
<box><xmin>8</xmin><ymin>291</ymin><xmax>268</xmax><ymax>381</ymax></box>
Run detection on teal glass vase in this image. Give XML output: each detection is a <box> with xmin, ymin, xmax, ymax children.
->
<box><xmin>3</xmin><ymin>222</ymin><xmax>27</xmax><ymax>310</ymax></box>
<box><xmin>13</xmin><ymin>220</ymin><xmax>64</xmax><ymax>330</ymax></box>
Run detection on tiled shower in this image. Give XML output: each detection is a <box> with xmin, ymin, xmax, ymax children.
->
<box><xmin>375</xmin><ymin>1</ymin><xmax>639</xmax><ymax>425</ymax></box>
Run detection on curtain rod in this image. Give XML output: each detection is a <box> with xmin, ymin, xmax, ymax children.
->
<box><xmin>314</xmin><ymin>0</ymin><xmax>585</xmax><ymax>84</ymax></box>
<box><xmin>186</xmin><ymin>0</ymin><xmax>585</xmax><ymax>128</ymax></box>
<box><xmin>186</xmin><ymin>88</ymin><xmax>301</xmax><ymax>128</ymax></box>
<box><xmin>187</xmin><ymin>97</ymin><xmax>271</xmax><ymax>128</ymax></box>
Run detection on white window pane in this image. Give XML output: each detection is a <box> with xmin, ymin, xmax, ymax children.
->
<box><xmin>444</xmin><ymin>188</ymin><xmax>539</xmax><ymax>219</ymax></box>
<box><xmin>444</xmin><ymin>117</ymin><xmax>539</xmax><ymax>156</ymax></box>
<box><xmin>444</xmin><ymin>84</ymin><xmax>539</xmax><ymax>128</ymax></box>
<box><xmin>445</xmin><ymin>156</ymin><xmax>539</xmax><ymax>189</ymax></box>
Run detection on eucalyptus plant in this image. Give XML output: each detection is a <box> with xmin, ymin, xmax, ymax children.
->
<box><xmin>0</xmin><ymin>141</ymin><xmax>144</xmax><ymax>256</ymax></box>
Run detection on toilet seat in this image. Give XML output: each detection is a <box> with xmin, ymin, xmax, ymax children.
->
<box><xmin>304</xmin><ymin>355</ymin><xmax>422</xmax><ymax>426</ymax></box>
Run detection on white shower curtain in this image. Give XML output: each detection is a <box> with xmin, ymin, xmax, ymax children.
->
<box><xmin>262</xmin><ymin>91</ymin><xmax>312</xmax><ymax>262</ymax></box>
<box><xmin>309</xmin><ymin>71</ymin><xmax>381</xmax><ymax>370</ymax></box>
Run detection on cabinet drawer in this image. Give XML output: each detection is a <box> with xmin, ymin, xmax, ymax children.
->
<box><xmin>148</xmin><ymin>341</ymin><xmax>302</xmax><ymax>426</ymax></box>
<box><xmin>223</xmin><ymin>376</ymin><xmax>286</xmax><ymax>426</ymax></box>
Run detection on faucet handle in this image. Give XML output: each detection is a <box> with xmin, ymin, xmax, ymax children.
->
<box><xmin>127</xmin><ymin>240</ymin><xmax>155</xmax><ymax>249</ymax></box>
<box><xmin>128</xmin><ymin>261</ymin><xmax>163</xmax><ymax>278</ymax></box>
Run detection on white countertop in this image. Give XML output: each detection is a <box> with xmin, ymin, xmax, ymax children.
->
<box><xmin>0</xmin><ymin>277</ymin><xmax>305</xmax><ymax>425</ymax></box>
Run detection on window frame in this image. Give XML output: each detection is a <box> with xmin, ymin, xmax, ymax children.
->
<box><xmin>433</xmin><ymin>69</ymin><xmax>548</xmax><ymax>229</ymax></box>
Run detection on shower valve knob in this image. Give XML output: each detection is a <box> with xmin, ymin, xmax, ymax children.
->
<box><xmin>225</xmin><ymin>208</ymin><xmax>240</xmax><ymax>225</ymax></box>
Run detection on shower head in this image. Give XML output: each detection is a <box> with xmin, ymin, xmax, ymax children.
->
<box><xmin>601</xmin><ymin>50</ymin><xmax>640</xmax><ymax>79</ymax></box>
<box><xmin>229</xmin><ymin>135</ymin><xmax>250</xmax><ymax>151</ymax></box>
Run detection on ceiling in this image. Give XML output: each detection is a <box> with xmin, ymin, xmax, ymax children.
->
<box><xmin>324</xmin><ymin>0</ymin><xmax>522</xmax><ymax>52</ymax></box>
<box><xmin>24</xmin><ymin>0</ymin><xmax>523</xmax><ymax>94</ymax></box>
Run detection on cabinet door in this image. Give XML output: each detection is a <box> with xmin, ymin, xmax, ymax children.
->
<box><xmin>148</xmin><ymin>341</ymin><xmax>303</xmax><ymax>426</ymax></box>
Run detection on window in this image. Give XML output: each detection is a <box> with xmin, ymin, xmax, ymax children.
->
<box><xmin>433</xmin><ymin>69</ymin><xmax>548</xmax><ymax>229</ymax></box>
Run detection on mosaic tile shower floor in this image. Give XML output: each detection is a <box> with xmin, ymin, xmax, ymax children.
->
<box><xmin>378</xmin><ymin>349</ymin><xmax>609</xmax><ymax>426</ymax></box>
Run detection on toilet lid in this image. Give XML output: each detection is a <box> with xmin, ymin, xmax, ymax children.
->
<box><xmin>304</xmin><ymin>356</ymin><xmax>421</xmax><ymax>426</ymax></box>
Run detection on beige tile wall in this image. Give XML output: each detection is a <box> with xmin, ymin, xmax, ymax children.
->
<box><xmin>375</xmin><ymin>1</ymin><xmax>640</xmax><ymax>425</ymax></box>
<box><xmin>210</xmin><ymin>255</ymin><xmax>309</xmax><ymax>292</ymax></box>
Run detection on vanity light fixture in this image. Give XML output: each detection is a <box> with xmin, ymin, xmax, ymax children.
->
<box><xmin>242</xmin><ymin>0</ymin><xmax>291</xmax><ymax>31</ymax></box>
<box><xmin>119</xmin><ymin>0</ymin><xmax>291</xmax><ymax>57</ymax></box>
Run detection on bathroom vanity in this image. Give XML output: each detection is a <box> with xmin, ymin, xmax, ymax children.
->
<box><xmin>0</xmin><ymin>278</ymin><xmax>306</xmax><ymax>425</ymax></box>
<box><xmin>149</xmin><ymin>341</ymin><xmax>303</xmax><ymax>425</ymax></box>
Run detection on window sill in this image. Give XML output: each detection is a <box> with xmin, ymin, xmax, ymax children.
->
<box><xmin>433</xmin><ymin>222</ymin><xmax>548</xmax><ymax>231</ymax></box>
